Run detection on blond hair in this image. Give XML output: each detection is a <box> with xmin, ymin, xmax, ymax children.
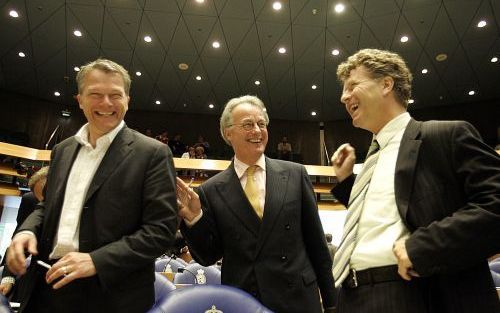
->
<box><xmin>28</xmin><ymin>166</ymin><xmax>49</xmax><ymax>190</ymax></box>
<box><xmin>76</xmin><ymin>58</ymin><xmax>131</xmax><ymax>95</ymax></box>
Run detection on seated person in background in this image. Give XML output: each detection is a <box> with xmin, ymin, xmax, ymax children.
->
<box><xmin>194</xmin><ymin>135</ymin><xmax>210</xmax><ymax>156</ymax></box>
<box><xmin>194</xmin><ymin>146</ymin><xmax>208</xmax><ymax>178</ymax></box>
<box><xmin>325</xmin><ymin>233</ymin><xmax>336</xmax><ymax>261</ymax></box>
<box><xmin>0</xmin><ymin>166</ymin><xmax>49</xmax><ymax>298</ymax></box>
<box><xmin>277</xmin><ymin>136</ymin><xmax>292</xmax><ymax>160</ymax></box>
<box><xmin>155</xmin><ymin>131</ymin><xmax>169</xmax><ymax>144</ymax></box>
<box><xmin>169</xmin><ymin>134</ymin><xmax>186</xmax><ymax>157</ymax></box>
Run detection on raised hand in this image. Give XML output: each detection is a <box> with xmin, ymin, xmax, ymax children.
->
<box><xmin>331</xmin><ymin>143</ymin><xmax>356</xmax><ymax>182</ymax></box>
<box><xmin>176</xmin><ymin>177</ymin><xmax>202</xmax><ymax>222</ymax></box>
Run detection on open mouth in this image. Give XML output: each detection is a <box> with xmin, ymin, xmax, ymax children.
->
<box><xmin>95</xmin><ymin>111</ymin><xmax>115</xmax><ymax>116</ymax></box>
<box><xmin>248</xmin><ymin>138</ymin><xmax>262</xmax><ymax>143</ymax></box>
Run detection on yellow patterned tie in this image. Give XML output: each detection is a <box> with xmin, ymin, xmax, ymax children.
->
<box><xmin>244</xmin><ymin>165</ymin><xmax>263</xmax><ymax>219</ymax></box>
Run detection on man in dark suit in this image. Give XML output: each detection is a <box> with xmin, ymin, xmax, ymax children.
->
<box><xmin>331</xmin><ymin>48</ymin><xmax>500</xmax><ymax>312</ymax></box>
<box><xmin>6</xmin><ymin>59</ymin><xmax>178</xmax><ymax>313</ymax></box>
<box><xmin>176</xmin><ymin>95</ymin><xmax>336</xmax><ymax>313</ymax></box>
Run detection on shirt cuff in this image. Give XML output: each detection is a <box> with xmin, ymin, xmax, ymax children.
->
<box><xmin>14</xmin><ymin>230</ymin><xmax>36</xmax><ymax>238</ymax></box>
<box><xmin>1</xmin><ymin>276</ymin><xmax>15</xmax><ymax>285</ymax></box>
<box><xmin>184</xmin><ymin>211</ymin><xmax>203</xmax><ymax>227</ymax></box>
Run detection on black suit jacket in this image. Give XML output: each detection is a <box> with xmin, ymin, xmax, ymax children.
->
<box><xmin>333</xmin><ymin>119</ymin><xmax>500</xmax><ymax>312</ymax></box>
<box><xmin>182</xmin><ymin>157</ymin><xmax>336</xmax><ymax>313</ymax></box>
<box><xmin>16</xmin><ymin>126</ymin><xmax>178</xmax><ymax>313</ymax></box>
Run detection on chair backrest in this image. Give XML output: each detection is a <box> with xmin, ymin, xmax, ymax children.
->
<box><xmin>0</xmin><ymin>294</ymin><xmax>13</xmax><ymax>313</ymax></box>
<box><xmin>155</xmin><ymin>257</ymin><xmax>185</xmax><ymax>273</ymax></box>
<box><xmin>174</xmin><ymin>263</ymin><xmax>221</xmax><ymax>285</ymax></box>
<box><xmin>148</xmin><ymin>284</ymin><xmax>273</xmax><ymax>313</ymax></box>
<box><xmin>154</xmin><ymin>272</ymin><xmax>176</xmax><ymax>304</ymax></box>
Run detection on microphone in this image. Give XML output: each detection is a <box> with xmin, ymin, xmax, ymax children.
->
<box><xmin>162</xmin><ymin>254</ymin><xmax>177</xmax><ymax>272</ymax></box>
<box><xmin>45</xmin><ymin>125</ymin><xmax>60</xmax><ymax>150</ymax></box>
<box><xmin>177</xmin><ymin>267</ymin><xmax>198</xmax><ymax>284</ymax></box>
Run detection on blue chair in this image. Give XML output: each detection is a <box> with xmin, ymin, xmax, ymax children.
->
<box><xmin>0</xmin><ymin>294</ymin><xmax>13</xmax><ymax>313</ymax></box>
<box><xmin>148</xmin><ymin>284</ymin><xmax>274</xmax><ymax>313</ymax></box>
<box><xmin>155</xmin><ymin>257</ymin><xmax>186</xmax><ymax>273</ymax></box>
<box><xmin>154</xmin><ymin>272</ymin><xmax>176</xmax><ymax>304</ymax></box>
<box><xmin>174</xmin><ymin>263</ymin><xmax>221</xmax><ymax>285</ymax></box>
<box><xmin>489</xmin><ymin>258</ymin><xmax>500</xmax><ymax>287</ymax></box>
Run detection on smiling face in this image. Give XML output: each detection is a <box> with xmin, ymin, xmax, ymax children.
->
<box><xmin>225</xmin><ymin>102</ymin><xmax>268</xmax><ymax>165</ymax></box>
<box><xmin>340</xmin><ymin>66</ymin><xmax>390</xmax><ymax>134</ymax></box>
<box><xmin>77</xmin><ymin>69</ymin><xmax>129</xmax><ymax>145</ymax></box>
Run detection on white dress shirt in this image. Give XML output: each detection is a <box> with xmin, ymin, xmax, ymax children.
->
<box><xmin>49</xmin><ymin>121</ymin><xmax>124</xmax><ymax>259</ymax></box>
<box><xmin>350</xmin><ymin>112</ymin><xmax>411</xmax><ymax>270</ymax></box>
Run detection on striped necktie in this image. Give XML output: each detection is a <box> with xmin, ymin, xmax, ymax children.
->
<box><xmin>332</xmin><ymin>140</ymin><xmax>380</xmax><ymax>287</ymax></box>
<box><xmin>245</xmin><ymin>165</ymin><xmax>263</xmax><ymax>219</ymax></box>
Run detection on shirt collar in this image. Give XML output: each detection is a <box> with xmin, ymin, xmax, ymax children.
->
<box><xmin>374</xmin><ymin>112</ymin><xmax>411</xmax><ymax>149</ymax></box>
<box><xmin>74</xmin><ymin>120</ymin><xmax>125</xmax><ymax>148</ymax></box>
<box><xmin>234</xmin><ymin>154</ymin><xmax>266</xmax><ymax>179</ymax></box>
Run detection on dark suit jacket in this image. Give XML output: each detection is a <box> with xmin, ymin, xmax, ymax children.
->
<box><xmin>16</xmin><ymin>126</ymin><xmax>178</xmax><ymax>313</ymax></box>
<box><xmin>333</xmin><ymin>119</ymin><xmax>500</xmax><ymax>313</ymax></box>
<box><xmin>182</xmin><ymin>157</ymin><xmax>336</xmax><ymax>313</ymax></box>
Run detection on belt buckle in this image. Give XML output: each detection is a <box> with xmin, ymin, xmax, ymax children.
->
<box><xmin>350</xmin><ymin>269</ymin><xmax>358</xmax><ymax>288</ymax></box>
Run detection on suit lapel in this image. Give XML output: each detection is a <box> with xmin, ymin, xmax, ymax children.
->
<box><xmin>214</xmin><ymin>164</ymin><xmax>261</xmax><ymax>237</ymax></box>
<box><xmin>84</xmin><ymin>127</ymin><xmax>133</xmax><ymax>203</ymax></box>
<box><xmin>255</xmin><ymin>158</ymin><xmax>288</xmax><ymax>257</ymax></box>
<box><xmin>395</xmin><ymin>119</ymin><xmax>422</xmax><ymax>222</ymax></box>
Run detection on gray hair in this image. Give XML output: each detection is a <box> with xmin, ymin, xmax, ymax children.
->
<box><xmin>76</xmin><ymin>58</ymin><xmax>131</xmax><ymax>95</ymax></box>
<box><xmin>28</xmin><ymin>166</ymin><xmax>49</xmax><ymax>190</ymax></box>
<box><xmin>219</xmin><ymin>95</ymin><xmax>269</xmax><ymax>145</ymax></box>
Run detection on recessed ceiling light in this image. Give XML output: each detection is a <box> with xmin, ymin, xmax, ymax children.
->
<box><xmin>468</xmin><ymin>90</ymin><xmax>475</xmax><ymax>96</ymax></box>
<box><xmin>273</xmin><ymin>2</ymin><xmax>282</xmax><ymax>11</ymax></box>
<box><xmin>178</xmin><ymin>63</ymin><xmax>189</xmax><ymax>70</ymax></box>
<box><xmin>331</xmin><ymin>49</ymin><xmax>340</xmax><ymax>56</ymax></box>
<box><xmin>421</xmin><ymin>68</ymin><xmax>428</xmax><ymax>74</ymax></box>
<box><xmin>278</xmin><ymin>47</ymin><xmax>286</xmax><ymax>54</ymax></box>
<box><xmin>9</xmin><ymin>10</ymin><xmax>19</xmax><ymax>18</ymax></box>
<box><xmin>196</xmin><ymin>75</ymin><xmax>202</xmax><ymax>81</ymax></box>
<box><xmin>54</xmin><ymin>91</ymin><xmax>61</xmax><ymax>97</ymax></box>
<box><xmin>436</xmin><ymin>53</ymin><xmax>447</xmax><ymax>62</ymax></box>
<box><xmin>400</xmin><ymin>35</ymin><xmax>409</xmax><ymax>43</ymax></box>
<box><xmin>74</xmin><ymin>66</ymin><xmax>80</xmax><ymax>72</ymax></box>
<box><xmin>255</xmin><ymin>80</ymin><xmax>261</xmax><ymax>85</ymax></box>
<box><xmin>73</xmin><ymin>30</ymin><xmax>82</xmax><ymax>37</ymax></box>
<box><xmin>18</xmin><ymin>52</ymin><xmax>25</xmax><ymax>57</ymax></box>
<box><xmin>195</xmin><ymin>0</ymin><xmax>205</xmax><ymax>3</ymax></box>
<box><xmin>208</xmin><ymin>104</ymin><xmax>214</xmax><ymax>109</ymax></box>
<box><xmin>311</xmin><ymin>111</ymin><xmax>317</xmax><ymax>116</ymax></box>
<box><xmin>212</xmin><ymin>41</ymin><xmax>220</xmax><ymax>49</ymax></box>
<box><xmin>135</xmin><ymin>71</ymin><xmax>142</xmax><ymax>76</ymax></box>
<box><xmin>334</xmin><ymin>3</ymin><xmax>345</xmax><ymax>13</ymax></box>
<box><xmin>144</xmin><ymin>35</ymin><xmax>152</xmax><ymax>43</ymax></box>
<box><xmin>155</xmin><ymin>100</ymin><xmax>161</xmax><ymax>105</ymax></box>
<box><xmin>312</xmin><ymin>8</ymin><xmax>318</xmax><ymax>15</ymax></box>
<box><xmin>408</xmin><ymin>99</ymin><xmax>415</xmax><ymax>104</ymax></box>
<box><xmin>477</xmin><ymin>20</ymin><xmax>487</xmax><ymax>28</ymax></box>
<box><xmin>491</xmin><ymin>57</ymin><xmax>498</xmax><ymax>63</ymax></box>
<box><xmin>311</xmin><ymin>85</ymin><xmax>317</xmax><ymax>90</ymax></box>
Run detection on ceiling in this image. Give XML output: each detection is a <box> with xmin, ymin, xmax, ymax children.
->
<box><xmin>0</xmin><ymin>0</ymin><xmax>499</xmax><ymax>121</ymax></box>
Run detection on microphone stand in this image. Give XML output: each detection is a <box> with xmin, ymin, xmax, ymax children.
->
<box><xmin>162</xmin><ymin>254</ymin><xmax>177</xmax><ymax>272</ymax></box>
<box><xmin>177</xmin><ymin>267</ymin><xmax>198</xmax><ymax>284</ymax></box>
<box><xmin>45</xmin><ymin>125</ymin><xmax>60</xmax><ymax>150</ymax></box>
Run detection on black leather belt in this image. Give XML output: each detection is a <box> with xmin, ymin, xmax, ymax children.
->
<box><xmin>343</xmin><ymin>265</ymin><xmax>402</xmax><ymax>288</ymax></box>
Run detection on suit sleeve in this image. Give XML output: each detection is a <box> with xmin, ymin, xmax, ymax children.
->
<box><xmin>331</xmin><ymin>174</ymin><xmax>355</xmax><ymax>206</ymax></box>
<box><xmin>180</xmin><ymin>185</ymin><xmax>224</xmax><ymax>266</ymax></box>
<box><xmin>407</xmin><ymin>121</ymin><xmax>500</xmax><ymax>275</ymax></box>
<box><xmin>89</xmin><ymin>143</ymin><xmax>178</xmax><ymax>289</ymax></box>
<box><xmin>300</xmin><ymin>166</ymin><xmax>337</xmax><ymax>308</ymax></box>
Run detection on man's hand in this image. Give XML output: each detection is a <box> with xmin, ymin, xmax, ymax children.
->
<box><xmin>46</xmin><ymin>252</ymin><xmax>97</xmax><ymax>289</ymax></box>
<box><xmin>393</xmin><ymin>238</ymin><xmax>419</xmax><ymax>281</ymax></box>
<box><xmin>331</xmin><ymin>143</ymin><xmax>356</xmax><ymax>182</ymax></box>
<box><xmin>0</xmin><ymin>282</ymin><xmax>13</xmax><ymax>295</ymax></box>
<box><xmin>6</xmin><ymin>233</ymin><xmax>38</xmax><ymax>275</ymax></box>
<box><xmin>176</xmin><ymin>177</ymin><xmax>202</xmax><ymax>222</ymax></box>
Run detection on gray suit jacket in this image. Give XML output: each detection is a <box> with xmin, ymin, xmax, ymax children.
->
<box><xmin>333</xmin><ymin>119</ymin><xmax>500</xmax><ymax>313</ymax></box>
<box><xmin>182</xmin><ymin>157</ymin><xmax>336</xmax><ymax>313</ymax></box>
<box><xmin>16</xmin><ymin>126</ymin><xmax>178</xmax><ymax>313</ymax></box>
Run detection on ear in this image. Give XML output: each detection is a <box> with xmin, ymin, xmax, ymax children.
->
<box><xmin>77</xmin><ymin>94</ymin><xmax>83</xmax><ymax>109</ymax></box>
<box><xmin>381</xmin><ymin>76</ymin><xmax>394</xmax><ymax>96</ymax></box>
<box><xmin>224</xmin><ymin>128</ymin><xmax>232</xmax><ymax>144</ymax></box>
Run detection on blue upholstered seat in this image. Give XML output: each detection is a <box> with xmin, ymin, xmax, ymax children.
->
<box><xmin>154</xmin><ymin>272</ymin><xmax>176</xmax><ymax>304</ymax></box>
<box><xmin>155</xmin><ymin>257</ymin><xmax>186</xmax><ymax>273</ymax></box>
<box><xmin>173</xmin><ymin>263</ymin><xmax>221</xmax><ymax>285</ymax></box>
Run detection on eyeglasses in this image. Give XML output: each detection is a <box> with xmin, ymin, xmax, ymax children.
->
<box><xmin>229</xmin><ymin>121</ymin><xmax>268</xmax><ymax>131</ymax></box>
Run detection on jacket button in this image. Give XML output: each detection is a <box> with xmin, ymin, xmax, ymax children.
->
<box><xmin>285</xmin><ymin>224</ymin><xmax>290</xmax><ymax>230</ymax></box>
<box><xmin>281</xmin><ymin>255</ymin><xmax>287</xmax><ymax>261</ymax></box>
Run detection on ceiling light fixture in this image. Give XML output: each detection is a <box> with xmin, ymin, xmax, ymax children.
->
<box><xmin>144</xmin><ymin>35</ymin><xmax>152</xmax><ymax>43</ymax></box>
<box><xmin>435</xmin><ymin>53</ymin><xmax>447</xmax><ymax>62</ymax></box>
<box><xmin>155</xmin><ymin>100</ymin><xmax>161</xmax><ymax>105</ymax></box>
<box><xmin>477</xmin><ymin>20</ymin><xmax>487</xmax><ymax>28</ymax></box>
<box><xmin>490</xmin><ymin>57</ymin><xmax>498</xmax><ymax>63</ymax></box>
<box><xmin>331</xmin><ymin>49</ymin><xmax>340</xmax><ymax>56</ymax></box>
<box><xmin>54</xmin><ymin>91</ymin><xmax>61</xmax><ymax>97</ymax></box>
<box><xmin>255</xmin><ymin>80</ymin><xmax>261</xmax><ymax>85</ymax></box>
<box><xmin>273</xmin><ymin>2</ymin><xmax>282</xmax><ymax>11</ymax></box>
<box><xmin>311</xmin><ymin>111</ymin><xmax>317</xmax><ymax>116</ymax></box>
<box><xmin>74</xmin><ymin>66</ymin><xmax>80</xmax><ymax>72</ymax></box>
<box><xmin>212</xmin><ymin>41</ymin><xmax>220</xmax><ymax>48</ymax></box>
<box><xmin>135</xmin><ymin>71</ymin><xmax>142</xmax><ymax>76</ymax></box>
<box><xmin>468</xmin><ymin>90</ymin><xmax>475</xmax><ymax>96</ymax></box>
<box><xmin>9</xmin><ymin>10</ymin><xmax>19</xmax><ymax>18</ymax></box>
<box><xmin>208</xmin><ymin>104</ymin><xmax>214</xmax><ymax>109</ymax></box>
<box><xmin>18</xmin><ymin>52</ymin><xmax>25</xmax><ymax>57</ymax></box>
<box><xmin>196</xmin><ymin>75</ymin><xmax>202</xmax><ymax>81</ymax></box>
<box><xmin>311</xmin><ymin>85</ymin><xmax>317</xmax><ymax>90</ymax></box>
<box><xmin>178</xmin><ymin>63</ymin><xmax>189</xmax><ymax>70</ymax></box>
<box><xmin>400</xmin><ymin>35</ymin><xmax>409</xmax><ymax>43</ymax></box>
<box><xmin>278</xmin><ymin>47</ymin><xmax>286</xmax><ymax>54</ymax></box>
<box><xmin>421</xmin><ymin>68</ymin><xmax>428</xmax><ymax>74</ymax></box>
<box><xmin>334</xmin><ymin>3</ymin><xmax>345</xmax><ymax>13</ymax></box>
<box><xmin>195</xmin><ymin>0</ymin><xmax>205</xmax><ymax>3</ymax></box>
<box><xmin>73</xmin><ymin>30</ymin><xmax>82</xmax><ymax>37</ymax></box>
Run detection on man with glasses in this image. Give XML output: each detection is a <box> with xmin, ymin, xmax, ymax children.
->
<box><xmin>176</xmin><ymin>95</ymin><xmax>336</xmax><ymax>313</ymax></box>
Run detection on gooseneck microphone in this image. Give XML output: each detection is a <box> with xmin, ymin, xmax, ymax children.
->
<box><xmin>162</xmin><ymin>254</ymin><xmax>177</xmax><ymax>272</ymax></box>
<box><xmin>177</xmin><ymin>267</ymin><xmax>198</xmax><ymax>284</ymax></box>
